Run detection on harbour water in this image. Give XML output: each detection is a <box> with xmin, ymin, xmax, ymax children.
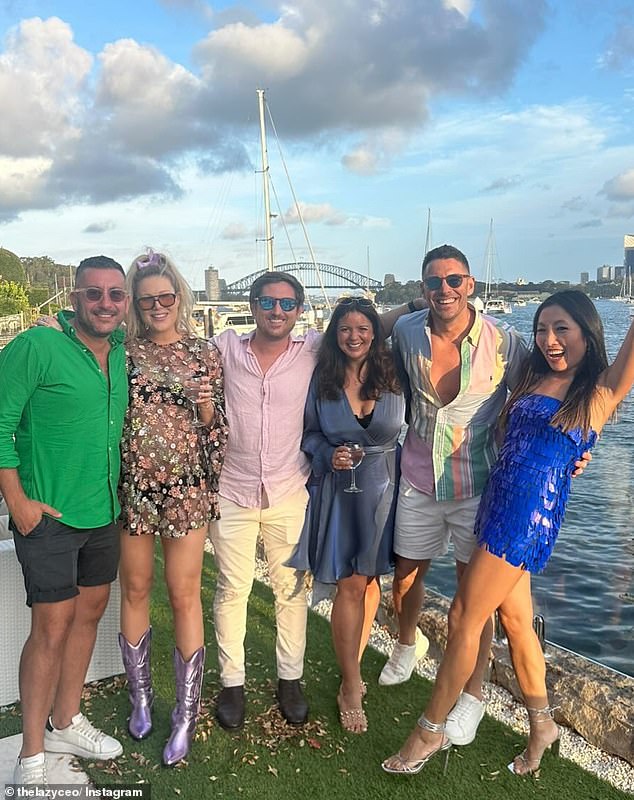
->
<box><xmin>425</xmin><ymin>299</ymin><xmax>634</xmax><ymax>678</ymax></box>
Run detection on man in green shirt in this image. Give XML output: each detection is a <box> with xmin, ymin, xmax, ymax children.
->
<box><xmin>0</xmin><ymin>256</ymin><xmax>129</xmax><ymax>786</ymax></box>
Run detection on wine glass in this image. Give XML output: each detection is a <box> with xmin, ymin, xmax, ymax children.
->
<box><xmin>343</xmin><ymin>442</ymin><xmax>364</xmax><ymax>493</ymax></box>
<box><xmin>183</xmin><ymin>377</ymin><xmax>205</xmax><ymax>428</ymax></box>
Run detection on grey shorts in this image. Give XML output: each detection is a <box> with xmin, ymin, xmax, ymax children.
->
<box><xmin>393</xmin><ymin>476</ymin><xmax>480</xmax><ymax>564</ymax></box>
<box><xmin>11</xmin><ymin>516</ymin><xmax>120</xmax><ymax>606</ymax></box>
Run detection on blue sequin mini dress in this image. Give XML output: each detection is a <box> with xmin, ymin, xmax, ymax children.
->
<box><xmin>475</xmin><ymin>394</ymin><xmax>597</xmax><ymax>574</ymax></box>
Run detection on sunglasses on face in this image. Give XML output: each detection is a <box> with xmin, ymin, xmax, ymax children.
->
<box><xmin>336</xmin><ymin>297</ymin><xmax>374</xmax><ymax>308</ymax></box>
<box><xmin>423</xmin><ymin>274</ymin><xmax>469</xmax><ymax>291</ymax></box>
<box><xmin>135</xmin><ymin>292</ymin><xmax>178</xmax><ymax>310</ymax></box>
<box><xmin>73</xmin><ymin>287</ymin><xmax>128</xmax><ymax>303</ymax></box>
<box><xmin>255</xmin><ymin>296</ymin><xmax>299</xmax><ymax>311</ymax></box>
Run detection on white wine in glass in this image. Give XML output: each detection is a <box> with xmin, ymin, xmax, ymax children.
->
<box><xmin>343</xmin><ymin>442</ymin><xmax>364</xmax><ymax>493</ymax></box>
<box><xmin>183</xmin><ymin>377</ymin><xmax>206</xmax><ymax>428</ymax></box>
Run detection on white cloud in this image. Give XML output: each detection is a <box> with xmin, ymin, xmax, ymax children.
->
<box><xmin>221</xmin><ymin>222</ymin><xmax>250</xmax><ymax>240</ymax></box>
<box><xmin>281</xmin><ymin>201</ymin><xmax>391</xmax><ymax>229</ymax></box>
<box><xmin>601</xmin><ymin>169</ymin><xmax>634</xmax><ymax>201</ymax></box>
<box><xmin>0</xmin><ymin>17</ymin><xmax>91</xmax><ymax>157</ymax></box>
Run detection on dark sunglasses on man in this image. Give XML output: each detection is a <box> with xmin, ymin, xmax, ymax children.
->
<box><xmin>254</xmin><ymin>296</ymin><xmax>299</xmax><ymax>311</ymax></box>
<box><xmin>73</xmin><ymin>287</ymin><xmax>128</xmax><ymax>303</ymax></box>
<box><xmin>423</xmin><ymin>274</ymin><xmax>469</xmax><ymax>291</ymax></box>
<box><xmin>136</xmin><ymin>292</ymin><xmax>178</xmax><ymax>310</ymax></box>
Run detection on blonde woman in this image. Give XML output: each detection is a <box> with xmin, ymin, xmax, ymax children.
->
<box><xmin>117</xmin><ymin>251</ymin><xmax>227</xmax><ymax>766</ymax></box>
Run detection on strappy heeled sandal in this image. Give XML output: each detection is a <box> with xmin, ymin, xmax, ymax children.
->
<box><xmin>508</xmin><ymin>705</ymin><xmax>561</xmax><ymax>776</ymax></box>
<box><xmin>337</xmin><ymin>689</ymin><xmax>367</xmax><ymax>734</ymax></box>
<box><xmin>381</xmin><ymin>715</ymin><xmax>451</xmax><ymax>775</ymax></box>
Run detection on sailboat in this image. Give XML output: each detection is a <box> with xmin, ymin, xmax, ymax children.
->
<box><xmin>482</xmin><ymin>219</ymin><xmax>512</xmax><ymax>315</ymax></box>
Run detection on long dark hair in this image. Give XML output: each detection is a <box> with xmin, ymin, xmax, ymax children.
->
<box><xmin>501</xmin><ymin>290</ymin><xmax>608</xmax><ymax>435</ymax></box>
<box><xmin>316</xmin><ymin>300</ymin><xmax>400</xmax><ymax>401</ymax></box>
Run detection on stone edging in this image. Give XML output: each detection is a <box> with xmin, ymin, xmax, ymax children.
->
<box><xmin>376</xmin><ymin>589</ymin><xmax>634</xmax><ymax>766</ymax></box>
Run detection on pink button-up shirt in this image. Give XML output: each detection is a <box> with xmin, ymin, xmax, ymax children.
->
<box><xmin>213</xmin><ymin>328</ymin><xmax>321</xmax><ymax>509</ymax></box>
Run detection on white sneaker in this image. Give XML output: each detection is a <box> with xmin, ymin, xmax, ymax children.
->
<box><xmin>378</xmin><ymin>628</ymin><xmax>430</xmax><ymax>686</ymax></box>
<box><xmin>13</xmin><ymin>752</ymin><xmax>48</xmax><ymax>786</ymax></box>
<box><xmin>44</xmin><ymin>713</ymin><xmax>123</xmax><ymax>759</ymax></box>
<box><xmin>445</xmin><ymin>692</ymin><xmax>485</xmax><ymax>745</ymax></box>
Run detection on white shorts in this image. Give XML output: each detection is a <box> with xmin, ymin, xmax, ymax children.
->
<box><xmin>394</xmin><ymin>476</ymin><xmax>480</xmax><ymax>564</ymax></box>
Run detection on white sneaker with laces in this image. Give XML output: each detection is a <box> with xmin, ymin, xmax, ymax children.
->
<box><xmin>44</xmin><ymin>713</ymin><xmax>123</xmax><ymax>759</ymax></box>
<box><xmin>13</xmin><ymin>752</ymin><xmax>48</xmax><ymax>786</ymax></box>
<box><xmin>378</xmin><ymin>628</ymin><xmax>430</xmax><ymax>686</ymax></box>
<box><xmin>444</xmin><ymin>692</ymin><xmax>485</xmax><ymax>745</ymax></box>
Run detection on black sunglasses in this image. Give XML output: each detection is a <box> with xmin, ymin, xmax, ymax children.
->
<box><xmin>136</xmin><ymin>292</ymin><xmax>178</xmax><ymax>310</ymax></box>
<box><xmin>336</xmin><ymin>297</ymin><xmax>374</xmax><ymax>308</ymax></box>
<box><xmin>255</xmin><ymin>296</ymin><xmax>299</xmax><ymax>311</ymax></box>
<box><xmin>73</xmin><ymin>287</ymin><xmax>128</xmax><ymax>303</ymax></box>
<box><xmin>423</xmin><ymin>274</ymin><xmax>469</xmax><ymax>291</ymax></box>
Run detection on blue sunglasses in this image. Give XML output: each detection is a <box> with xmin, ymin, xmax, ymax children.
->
<box><xmin>255</xmin><ymin>296</ymin><xmax>298</xmax><ymax>311</ymax></box>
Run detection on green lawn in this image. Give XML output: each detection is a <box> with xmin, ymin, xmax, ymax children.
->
<box><xmin>1</xmin><ymin>552</ymin><xmax>628</xmax><ymax>800</ymax></box>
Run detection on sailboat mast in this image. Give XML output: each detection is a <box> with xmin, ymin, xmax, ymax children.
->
<box><xmin>424</xmin><ymin>208</ymin><xmax>432</xmax><ymax>255</ymax></box>
<box><xmin>257</xmin><ymin>88</ymin><xmax>274</xmax><ymax>272</ymax></box>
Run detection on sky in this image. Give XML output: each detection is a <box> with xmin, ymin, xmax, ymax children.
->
<box><xmin>0</xmin><ymin>0</ymin><xmax>633</xmax><ymax>291</ymax></box>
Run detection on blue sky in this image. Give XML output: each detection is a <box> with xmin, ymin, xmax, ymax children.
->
<box><xmin>0</xmin><ymin>0</ymin><xmax>633</xmax><ymax>291</ymax></box>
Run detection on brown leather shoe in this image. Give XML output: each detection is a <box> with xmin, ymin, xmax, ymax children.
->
<box><xmin>216</xmin><ymin>686</ymin><xmax>245</xmax><ymax>730</ymax></box>
<box><xmin>276</xmin><ymin>679</ymin><xmax>308</xmax><ymax>725</ymax></box>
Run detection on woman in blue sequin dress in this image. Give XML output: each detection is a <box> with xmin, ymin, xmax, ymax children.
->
<box><xmin>288</xmin><ymin>298</ymin><xmax>404</xmax><ymax>734</ymax></box>
<box><xmin>383</xmin><ymin>290</ymin><xmax>634</xmax><ymax>778</ymax></box>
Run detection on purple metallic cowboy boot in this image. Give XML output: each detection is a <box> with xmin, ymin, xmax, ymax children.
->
<box><xmin>162</xmin><ymin>646</ymin><xmax>205</xmax><ymax>767</ymax></box>
<box><xmin>118</xmin><ymin>628</ymin><xmax>154</xmax><ymax>740</ymax></box>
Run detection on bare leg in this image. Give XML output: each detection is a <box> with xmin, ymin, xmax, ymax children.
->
<box><xmin>383</xmin><ymin>548</ymin><xmax>524</xmax><ymax>769</ymax></box>
<box><xmin>51</xmin><ymin>584</ymin><xmax>111</xmax><ymax>728</ymax></box>
<box><xmin>119</xmin><ymin>532</ymin><xmax>155</xmax><ymax>644</ymax></box>
<box><xmin>19</xmin><ymin>599</ymin><xmax>76</xmax><ymax>757</ymax></box>
<box><xmin>331</xmin><ymin>573</ymin><xmax>368</xmax><ymax>733</ymax></box>
<box><xmin>359</xmin><ymin>577</ymin><xmax>381</xmax><ymax>661</ymax></box>
<box><xmin>162</xmin><ymin>529</ymin><xmax>207</xmax><ymax>659</ymax></box>
<box><xmin>498</xmin><ymin>576</ymin><xmax>559</xmax><ymax>772</ymax></box>
<box><xmin>455</xmin><ymin>560</ymin><xmax>492</xmax><ymax>701</ymax></box>
<box><xmin>392</xmin><ymin>556</ymin><xmax>431</xmax><ymax>644</ymax></box>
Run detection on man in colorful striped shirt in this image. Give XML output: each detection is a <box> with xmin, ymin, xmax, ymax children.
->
<box><xmin>379</xmin><ymin>244</ymin><xmax>527</xmax><ymax>746</ymax></box>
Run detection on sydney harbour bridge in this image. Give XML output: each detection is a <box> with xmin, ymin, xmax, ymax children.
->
<box><xmin>224</xmin><ymin>262</ymin><xmax>383</xmax><ymax>296</ymax></box>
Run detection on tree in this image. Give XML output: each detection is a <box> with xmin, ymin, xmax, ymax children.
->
<box><xmin>0</xmin><ymin>280</ymin><xmax>29</xmax><ymax>315</ymax></box>
<box><xmin>0</xmin><ymin>248</ymin><xmax>26</xmax><ymax>284</ymax></box>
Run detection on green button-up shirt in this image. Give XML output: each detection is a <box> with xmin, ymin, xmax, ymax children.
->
<box><xmin>0</xmin><ymin>311</ymin><xmax>128</xmax><ymax>528</ymax></box>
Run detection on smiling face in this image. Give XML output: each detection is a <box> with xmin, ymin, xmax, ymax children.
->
<box><xmin>70</xmin><ymin>267</ymin><xmax>128</xmax><ymax>340</ymax></box>
<box><xmin>135</xmin><ymin>274</ymin><xmax>180</xmax><ymax>341</ymax></box>
<box><xmin>422</xmin><ymin>257</ymin><xmax>474</xmax><ymax>325</ymax></box>
<box><xmin>251</xmin><ymin>280</ymin><xmax>301</xmax><ymax>342</ymax></box>
<box><xmin>336</xmin><ymin>310</ymin><xmax>374</xmax><ymax>363</ymax></box>
<box><xmin>535</xmin><ymin>304</ymin><xmax>587</xmax><ymax>375</ymax></box>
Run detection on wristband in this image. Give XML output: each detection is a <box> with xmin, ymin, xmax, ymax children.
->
<box><xmin>407</xmin><ymin>300</ymin><xmax>417</xmax><ymax>313</ymax></box>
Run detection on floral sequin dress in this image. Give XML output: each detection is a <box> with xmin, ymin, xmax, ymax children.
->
<box><xmin>119</xmin><ymin>336</ymin><xmax>228</xmax><ymax>537</ymax></box>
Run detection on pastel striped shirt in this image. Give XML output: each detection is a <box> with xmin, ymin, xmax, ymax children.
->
<box><xmin>392</xmin><ymin>308</ymin><xmax>527</xmax><ymax>501</ymax></box>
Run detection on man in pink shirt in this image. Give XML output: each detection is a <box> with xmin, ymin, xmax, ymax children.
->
<box><xmin>210</xmin><ymin>272</ymin><xmax>319</xmax><ymax>729</ymax></box>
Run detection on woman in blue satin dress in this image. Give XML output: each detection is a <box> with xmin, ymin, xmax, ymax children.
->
<box><xmin>382</xmin><ymin>290</ymin><xmax>634</xmax><ymax>777</ymax></box>
<box><xmin>289</xmin><ymin>297</ymin><xmax>404</xmax><ymax>734</ymax></box>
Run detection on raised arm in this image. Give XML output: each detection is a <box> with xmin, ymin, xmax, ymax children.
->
<box><xmin>379</xmin><ymin>297</ymin><xmax>427</xmax><ymax>338</ymax></box>
<box><xmin>598</xmin><ymin>315</ymin><xmax>634</xmax><ymax>415</ymax></box>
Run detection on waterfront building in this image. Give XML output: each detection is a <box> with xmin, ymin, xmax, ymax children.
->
<box><xmin>596</xmin><ymin>265</ymin><xmax>611</xmax><ymax>282</ymax></box>
<box><xmin>205</xmin><ymin>266</ymin><xmax>221</xmax><ymax>301</ymax></box>
<box><xmin>625</xmin><ymin>235</ymin><xmax>634</xmax><ymax>274</ymax></box>
<box><xmin>580</xmin><ymin>271</ymin><xmax>589</xmax><ymax>284</ymax></box>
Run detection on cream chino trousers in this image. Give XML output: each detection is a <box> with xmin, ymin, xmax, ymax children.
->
<box><xmin>210</xmin><ymin>488</ymin><xmax>309</xmax><ymax>687</ymax></box>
